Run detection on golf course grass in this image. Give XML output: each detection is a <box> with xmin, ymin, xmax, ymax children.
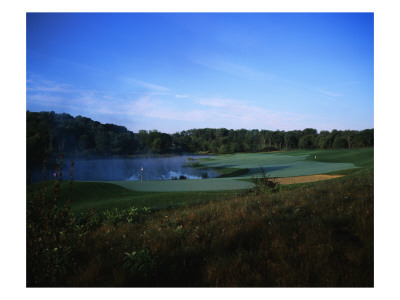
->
<box><xmin>197</xmin><ymin>152</ymin><xmax>354</xmax><ymax>177</ymax></box>
<box><xmin>112</xmin><ymin>177</ymin><xmax>252</xmax><ymax>192</ymax></box>
<box><xmin>27</xmin><ymin>180</ymin><xmax>243</xmax><ymax>214</ymax></box>
<box><xmin>113</xmin><ymin>148</ymin><xmax>372</xmax><ymax>193</ymax></box>
<box><xmin>28</xmin><ymin>148</ymin><xmax>373</xmax><ymax>213</ymax></box>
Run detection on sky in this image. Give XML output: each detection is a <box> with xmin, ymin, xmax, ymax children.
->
<box><xmin>26</xmin><ymin>12</ymin><xmax>374</xmax><ymax>133</ymax></box>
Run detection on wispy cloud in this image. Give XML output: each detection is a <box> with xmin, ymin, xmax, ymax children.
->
<box><xmin>26</xmin><ymin>77</ymin><xmax>306</xmax><ymax>131</ymax></box>
<box><xmin>28</xmin><ymin>52</ymin><xmax>109</xmax><ymax>76</ymax></box>
<box><xmin>335</xmin><ymin>81</ymin><xmax>360</xmax><ymax>87</ymax></box>
<box><xmin>28</xmin><ymin>93</ymin><xmax>66</xmax><ymax>104</ymax></box>
<box><xmin>195</xmin><ymin>97</ymin><xmax>304</xmax><ymax>130</ymax></box>
<box><xmin>26</xmin><ymin>76</ymin><xmax>170</xmax><ymax>114</ymax></box>
<box><xmin>27</xmin><ymin>79</ymin><xmax>73</xmax><ymax>93</ymax></box>
<box><xmin>194</xmin><ymin>58</ymin><xmax>275</xmax><ymax>81</ymax></box>
<box><xmin>66</xmin><ymin>92</ymin><xmax>304</xmax><ymax>130</ymax></box>
<box><xmin>315</xmin><ymin>88</ymin><xmax>342</xmax><ymax>98</ymax></box>
<box><xmin>175</xmin><ymin>94</ymin><xmax>189</xmax><ymax>98</ymax></box>
<box><xmin>119</xmin><ymin>76</ymin><xmax>170</xmax><ymax>92</ymax></box>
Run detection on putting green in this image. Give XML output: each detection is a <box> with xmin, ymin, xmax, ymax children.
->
<box><xmin>111</xmin><ymin>178</ymin><xmax>252</xmax><ymax>192</ymax></box>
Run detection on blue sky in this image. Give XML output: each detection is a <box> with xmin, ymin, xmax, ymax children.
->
<box><xmin>26</xmin><ymin>13</ymin><xmax>373</xmax><ymax>133</ymax></box>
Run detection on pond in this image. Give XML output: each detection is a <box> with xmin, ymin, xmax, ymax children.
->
<box><xmin>27</xmin><ymin>155</ymin><xmax>218</xmax><ymax>183</ymax></box>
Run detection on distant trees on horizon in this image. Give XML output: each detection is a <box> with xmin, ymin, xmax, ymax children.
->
<box><xmin>27</xmin><ymin>111</ymin><xmax>374</xmax><ymax>162</ymax></box>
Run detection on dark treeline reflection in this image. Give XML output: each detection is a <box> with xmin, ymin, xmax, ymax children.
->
<box><xmin>27</xmin><ymin>111</ymin><xmax>374</xmax><ymax>163</ymax></box>
<box><xmin>28</xmin><ymin>155</ymin><xmax>218</xmax><ymax>183</ymax></box>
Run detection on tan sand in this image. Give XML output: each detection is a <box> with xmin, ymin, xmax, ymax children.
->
<box><xmin>270</xmin><ymin>174</ymin><xmax>345</xmax><ymax>185</ymax></box>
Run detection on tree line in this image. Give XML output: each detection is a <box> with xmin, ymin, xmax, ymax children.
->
<box><xmin>27</xmin><ymin>111</ymin><xmax>374</xmax><ymax>162</ymax></box>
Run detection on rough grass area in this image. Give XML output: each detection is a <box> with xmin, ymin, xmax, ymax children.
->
<box><xmin>27</xmin><ymin>171</ymin><xmax>373</xmax><ymax>287</ymax></box>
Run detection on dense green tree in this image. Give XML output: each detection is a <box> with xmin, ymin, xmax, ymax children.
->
<box><xmin>271</xmin><ymin>130</ymin><xmax>284</xmax><ymax>150</ymax></box>
<box><xmin>230</xmin><ymin>142</ymin><xmax>242</xmax><ymax>153</ymax></box>
<box><xmin>299</xmin><ymin>135</ymin><xmax>315</xmax><ymax>149</ymax></box>
<box><xmin>326</xmin><ymin>130</ymin><xmax>339</xmax><ymax>148</ymax></box>
<box><xmin>27</xmin><ymin>111</ymin><xmax>374</xmax><ymax>162</ymax></box>
<box><xmin>314</xmin><ymin>130</ymin><xmax>329</xmax><ymax>149</ymax></box>
<box><xmin>333</xmin><ymin>136</ymin><xmax>348</xmax><ymax>149</ymax></box>
<box><xmin>218</xmin><ymin>144</ymin><xmax>231</xmax><ymax>154</ymax></box>
<box><xmin>94</xmin><ymin>125</ymin><xmax>110</xmax><ymax>155</ymax></box>
<box><xmin>302</xmin><ymin>128</ymin><xmax>318</xmax><ymax>136</ymax></box>
<box><xmin>284</xmin><ymin>131</ymin><xmax>299</xmax><ymax>150</ymax></box>
<box><xmin>209</xmin><ymin>140</ymin><xmax>220</xmax><ymax>153</ymax></box>
<box><xmin>298</xmin><ymin>128</ymin><xmax>317</xmax><ymax>149</ymax></box>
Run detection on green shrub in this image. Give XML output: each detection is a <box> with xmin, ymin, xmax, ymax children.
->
<box><xmin>123</xmin><ymin>249</ymin><xmax>156</xmax><ymax>281</ymax></box>
<box><xmin>250</xmin><ymin>167</ymin><xmax>281</xmax><ymax>194</ymax></box>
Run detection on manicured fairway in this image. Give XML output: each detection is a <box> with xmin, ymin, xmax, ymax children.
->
<box><xmin>194</xmin><ymin>152</ymin><xmax>356</xmax><ymax>178</ymax></box>
<box><xmin>109</xmin><ymin>150</ymin><xmax>367</xmax><ymax>192</ymax></box>
<box><xmin>111</xmin><ymin>178</ymin><xmax>253</xmax><ymax>192</ymax></box>
<box><xmin>27</xmin><ymin>149</ymin><xmax>372</xmax><ymax>211</ymax></box>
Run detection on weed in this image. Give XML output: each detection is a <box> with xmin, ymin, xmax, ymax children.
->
<box><xmin>251</xmin><ymin>167</ymin><xmax>281</xmax><ymax>194</ymax></box>
<box><xmin>27</xmin><ymin>154</ymin><xmax>77</xmax><ymax>286</ymax></box>
<box><xmin>123</xmin><ymin>249</ymin><xmax>156</xmax><ymax>281</ymax></box>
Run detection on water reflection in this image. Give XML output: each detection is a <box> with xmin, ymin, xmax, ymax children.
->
<box><xmin>28</xmin><ymin>155</ymin><xmax>217</xmax><ymax>183</ymax></box>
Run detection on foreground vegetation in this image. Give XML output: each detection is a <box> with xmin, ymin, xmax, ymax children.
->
<box><xmin>27</xmin><ymin>160</ymin><xmax>373</xmax><ymax>287</ymax></box>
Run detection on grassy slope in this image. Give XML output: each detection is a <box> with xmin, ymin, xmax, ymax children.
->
<box><xmin>44</xmin><ymin>171</ymin><xmax>374</xmax><ymax>287</ymax></box>
<box><xmin>303</xmin><ymin>148</ymin><xmax>374</xmax><ymax>175</ymax></box>
<box><xmin>275</xmin><ymin>148</ymin><xmax>373</xmax><ymax>167</ymax></box>
<box><xmin>311</xmin><ymin>148</ymin><xmax>373</xmax><ymax>167</ymax></box>
<box><xmin>27</xmin><ymin>180</ymin><xmax>244</xmax><ymax>213</ymax></box>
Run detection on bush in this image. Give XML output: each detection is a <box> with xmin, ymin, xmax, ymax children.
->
<box><xmin>123</xmin><ymin>249</ymin><xmax>156</xmax><ymax>281</ymax></box>
<box><xmin>251</xmin><ymin>167</ymin><xmax>281</xmax><ymax>194</ymax></box>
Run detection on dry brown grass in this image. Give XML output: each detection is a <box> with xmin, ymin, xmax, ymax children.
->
<box><xmin>27</xmin><ymin>171</ymin><xmax>373</xmax><ymax>287</ymax></box>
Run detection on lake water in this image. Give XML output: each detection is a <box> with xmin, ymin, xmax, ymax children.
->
<box><xmin>27</xmin><ymin>155</ymin><xmax>218</xmax><ymax>183</ymax></box>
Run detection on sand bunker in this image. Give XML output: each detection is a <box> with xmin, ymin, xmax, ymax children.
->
<box><xmin>271</xmin><ymin>174</ymin><xmax>345</xmax><ymax>185</ymax></box>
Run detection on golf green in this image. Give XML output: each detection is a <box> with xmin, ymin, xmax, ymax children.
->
<box><xmin>111</xmin><ymin>178</ymin><xmax>252</xmax><ymax>192</ymax></box>
<box><xmin>110</xmin><ymin>152</ymin><xmax>357</xmax><ymax>192</ymax></box>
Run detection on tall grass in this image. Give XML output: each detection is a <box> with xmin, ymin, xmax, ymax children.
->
<box><xmin>27</xmin><ymin>154</ymin><xmax>77</xmax><ymax>286</ymax></box>
<box><xmin>27</xmin><ymin>159</ymin><xmax>373</xmax><ymax>286</ymax></box>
